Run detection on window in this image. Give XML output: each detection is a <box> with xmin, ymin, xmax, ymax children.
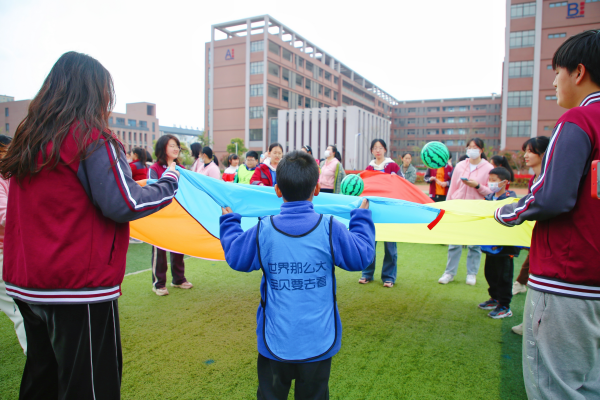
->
<box><xmin>427</xmin><ymin>129</ymin><xmax>439</xmax><ymax>135</ymax></box>
<box><xmin>250</xmin><ymin>61</ymin><xmax>264</xmax><ymax>75</ymax></box>
<box><xmin>305</xmin><ymin>78</ymin><xmax>311</xmax><ymax>90</ymax></box>
<box><xmin>152</xmin><ymin>134</ymin><xmax>156</xmax><ymax>140</ymax></box>
<box><xmin>407</xmin><ymin>118</ymin><xmax>416</xmax><ymax>124</ymax></box>
<box><xmin>511</xmin><ymin>2</ymin><xmax>536</xmax><ymax>18</ymax></box>
<box><xmin>306</xmin><ymin>61</ymin><xmax>314</xmax><ymax>72</ymax></box>
<box><xmin>547</xmin><ymin>65</ymin><xmax>553</xmax><ymax>70</ymax></box>
<box><xmin>128</xmin><ymin>132</ymin><xmax>132</xmax><ymax>140</ymax></box>
<box><xmin>333</xmin><ymin>91</ymin><xmax>338</xmax><ymax>101</ymax></box>
<box><xmin>458</xmin><ymin>129</ymin><xmax>467</xmax><ymax>135</ymax></box>
<box><xmin>407</xmin><ymin>130</ymin><xmax>416</xmax><ymax>135</ymax></box>
<box><xmin>4</xmin><ymin>107</ymin><xmax>8</xmax><ymax>117</ymax></box>
<box><xmin>546</xmin><ymin>95</ymin><xmax>557</xmax><ymax>100</ymax></box>
<box><xmin>459</xmin><ymin>106</ymin><xmax>470</xmax><ymax>111</ymax></box>
<box><xmin>268</xmin><ymin>61</ymin><xmax>279</xmax><ymax>77</ymax></box>
<box><xmin>506</xmin><ymin>121</ymin><xmax>531</xmax><ymax>137</ymax></box>
<box><xmin>295</xmin><ymin>74</ymin><xmax>303</xmax><ymax>87</ymax></box>
<box><xmin>324</xmin><ymin>71</ymin><xmax>331</xmax><ymax>81</ymax></box>
<box><xmin>139</xmin><ymin>121</ymin><xmax>147</xmax><ymax>128</ymax></box>
<box><xmin>458</xmin><ymin>117</ymin><xmax>469</xmax><ymax>123</ymax></box>
<box><xmin>509</xmin><ymin>61</ymin><xmax>534</xmax><ymax>78</ymax></box>
<box><xmin>268</xmin><ymin>84</ymin><xmax>279</xmax><ymax>99</ymax></box>
<box><xmin>549</xmin><ymin>1</ymin><xmax>567</xmax><ymax>7</ymax></box>
<box><xmin>282</xmin><ymin>48</ymin><xmax>292</xmax><ymax>62</ymax></box>
<box><xmin>282</xmin><ymin>68</ymin><xmax>290</xmax><ymax>82</ymax></box>
<box><xmin>133</xmin><ymin>132</ymin><xmax>137</xmax><ymax>142</ymax></box>
<box><xmin>249</xmin><ymin>106</ymin><xmax>264</xmax><ymax>119</ymax></box>
<box><xmin>116</xmin><ymin>118</ymin><xmax>125</xmax><ymax>125</ymax></box>
<box><xmin>324</xmin><ymin>87</ymin><xmax>331</xmax><ymax>97</ymax></box>
<box><xmin>445</xmin><ymin>117</ymin><xmax>455</xmax><ymax>123</ymax></box>
<box><xmin>250</xmin><ymin>40</ymin><xmax>264</xmax><ymax>53</ymax></box>
<box><xmin>544</xmin><ymin>126</ymin><xmax>551</xmax><ymax>130</ymax></box>
<box><xmin>268</xmin><ymin>41</ymin><xmax>280</xmax><ymax>55</ymax></box>
<box><xmin>510</xmin><ymin>30</ymin><xmax>535</xmax><ymax>48</ymax></box>
<box><xmin>152</xmin><ymin>122</ymin><xmax>155</xmax><ymax>132</ymax></box>
<box><xmin>318</xmin><ymin>84</ymin><xmax>323</xmax><ymax>95</ymax></box>
<box><xmin>508</xmin><ymin>91</ymin><xmax>533</xmax><ymax>108</ymax></box>
<box><xmin>296</xmin><ymin>56</ymin><xmax>304</xmax><ymax>68</ymax></box>
<box><xmin>282</xmin><ymin>89</ymin><xmax>289</xmax><ymax>102</ymax></box>
<box><xmin>427</xmin><ymin>107</ymin><xmax>440</xmax><ymax>112</ymax></box>
<box><xmin>334</xmin><ymin>77</ymin><xmax>339</xmax><ymax>84</ymax></box>
<box><xmin>5</xmin><ymin>123</ymin><xmax>8</xmax><ymax>133</ymax></box>
<box><xmin>109</xmin><ymin>117</ymin><xmax>113</xmax><ymax>124</ymax></box>
<box><xmin>147</xmin><ymin>105</ymin><xmax>154</xmax><ymax>116</ymax></box>
<box><xmin>268</xmin><ymin>107</ymin><xmax>278</xmax><ymax>119</ymax></box>
<box><xmin>249</xmin><ymin>129</ymin><xmax>263</xmax><ymax>141</ymax></box>
<box><xmin>128</xmin><ymin>119</ymin><xmax>136</xmax><ymax>127</ymax></box>
<box><xmin>250</xmin><ymin>84</ymin><xmax>263</xmax><ymax>97</ymax></box>
<box><xmin>444</xmin><ymin>106</ymin><xmax>455</xmax><ymax>112</ymax></box>
<box><xmin>473</xmin><ymin>105</ymin><xmax>487</xmax><ymax>111</ymax></box>
<box><xmin>446</xmin><ymin>140</ymin><xmax>455</xmax><ymax>146</ymax></box>
<box><xmin>408</xmin><ymin>108</ymin><xmax>416</xmax><ymax>113</ymax></box>
<box><xmin>548</xmin><ymin>33</ymin><xmax>567</xmax><ymax>39</ymax></box>
<box><xmin>443</xmin><ymin>129</ymin><xmax>454</xmax><ymax>135</ymax></box>
<box><xmin>297</xmin><ymin>95</ymin><xmax>304</xmax><ymax>107</ymax></box>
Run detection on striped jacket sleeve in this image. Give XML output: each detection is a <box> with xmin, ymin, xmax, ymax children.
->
<box><xmin>494</xmin><ymin>122</ymin><xmax>592</xmax><ymax>227</ymax></box>
<box><xmin>77</xmin><ymin>139</ymin><xmax>179</xmax><ymax>223</ymax></box>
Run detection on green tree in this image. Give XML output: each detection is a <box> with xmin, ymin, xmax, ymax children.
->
<box><xmin>178</xmin><ymin>142</ymin><xmax>194</xmax><ymax>167</ymax></box>
<box><xmin>226</xmin><ymin>138</ymin><xmax>247</xmax><ymax>157</ymax></box>
<box><xmin>196</xmin><ymin>131</ymin><xmax>212</xmax><ymax>147</ymax></box>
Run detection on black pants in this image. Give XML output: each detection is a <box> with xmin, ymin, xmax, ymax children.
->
<box><xmin>15</xmin><ymin>299</ymin><xmax>122</xmax><ymax>400</ymax></box>
<box><xmin>151</xmin><ymin>246</ymin><xmax>186</xmax><ymax>289</ymax></box>
<box><xmin>319</xmin><ymin>188</ymin><xmax>334</xmax><ymax>194</ymax></box>
<box><xmin>432</xmin><ymin>195</ymin><xmax>446</xmax><ymax>202</ymax></box>
<box><xmin>484</xmin><ymin>256</ymin><xmax>514</xmax><ymax>307</ymax></box>
<box><xmin>257</xmin><ymin>354</ymin><xmax>331</xmax><ymax>400</ymax></box>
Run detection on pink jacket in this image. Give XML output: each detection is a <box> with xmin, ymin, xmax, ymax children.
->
<box><xmin>446</xmin><ymin>159</ymin><xmax>493</xmax><ymax>200</ymax></box>
<box><xmin>193</xmin><ymin>160</ymin><xmax>221</xmax><ymax>180</ymax></box>
<box><xmin>0</xmin><ymin>177</ymin><xmax>7</xmax><ymax>249</ymax></box>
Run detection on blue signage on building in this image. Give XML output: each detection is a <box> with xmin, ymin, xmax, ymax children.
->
<box><xmin>567</xmin><ymin>2</ymin><xmax>585</xmax><ymax>18</ymax></box>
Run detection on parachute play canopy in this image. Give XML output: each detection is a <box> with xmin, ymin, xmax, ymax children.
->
<box><xmin>130</xmin><ymin>169</ymin><xmax>533</xmax><ymax>261</ymax></box>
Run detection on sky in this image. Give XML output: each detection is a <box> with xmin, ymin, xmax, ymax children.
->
<box><xmin>0</xmin><ymin>0</ymin><xmax>506</xmax><ymax>129</ymax></box>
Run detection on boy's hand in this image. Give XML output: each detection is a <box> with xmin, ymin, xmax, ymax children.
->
<box><xmin>359</xmin><ymin>199</ymin><xmax>369</xmax><ymax>209</ymax></box>
<box><xmin>221</xmin><ymin>206</ymin><xmax>233</xmax><ymax>215</ymax></box>
<box><xmin>168</xmin><ymin>162</ymin><xmax>180</xmax><ymax>178</ymax></box>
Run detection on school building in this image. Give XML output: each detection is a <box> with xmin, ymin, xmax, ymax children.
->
<box><xmin>1</xmin><ymin>96</ymin><xmax>31</xmax><ymax>137</ymax></box>
<box><xmin>501</xmin><ymin>0</ymin><xmax>600</xmax><ymax>151</ymax></box>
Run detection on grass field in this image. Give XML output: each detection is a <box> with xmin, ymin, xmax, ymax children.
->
<box><xmin>0</xmin><ymin>242</ymin><xmax>528</xmax><ymax>400</ymax></box>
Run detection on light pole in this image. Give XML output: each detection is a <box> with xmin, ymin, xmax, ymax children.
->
<box><xmin>354</xmin><ymin>133</ymin><xmax>361</xmax><ymax>170</ymax></box>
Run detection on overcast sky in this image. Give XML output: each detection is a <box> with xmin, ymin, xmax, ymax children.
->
<box><xmin>0</xmin><ymin>0</ymin><xmax>506</xmax><ymax>129</ymax></box>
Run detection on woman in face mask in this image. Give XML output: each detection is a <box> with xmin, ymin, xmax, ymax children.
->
<box><xmin>438</xmin><ymin>138</ymin><xmax>494</xmax><ymax>287</ymax></box>
<box><xmin>318</xmin><ymin>145</ymin><xmax>346</xmax><ymax>193</ymax></box>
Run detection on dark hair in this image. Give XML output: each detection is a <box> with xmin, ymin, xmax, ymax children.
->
<box><xmin>467</xmin><ymin>138</ymin><xmax>488</xmax><ymax>160</ymax></box>
<box><xmin>201</xmin><ymin>146</ymin><xmax>218</xmax><ymax>166</ymax></box>
<box><xmin>327</xmin><ymin>144</ymin><xmax>341</xmax><ymax>162</ymax></box>
<box><xmin>191</xmin><ymin>143</ymin><xmax>202</xmax><ymax>160</ymax></box>
<box><xmin>276</xmin><ymin>151</ymin><xmax>320</xmax><ymax>202</ymax></box>
<box><xmin>246</xmin><ymin>150</ymin><xmax>259</xmax><ymax>160</ymax></box>
<box><xmin>269</xmin><ymin>142</ymin><xmax>283</xmax><ymax>152</ymax></box>
<box><xmin>0</xmin><ymin>135</ymin><xmax>12</xmax><ymax>148</ymax></box>
<box><xmin>155</xmin><ymin>134</ymin><xmax>181</xmax><ymax>166</ymax></box>
<box><xmin>458</xmin><ymin>155</ymin><xmax>468</xmax><ymax>162</ymax></box>
<box><xmin>145</xmin><ymin>150</ymin><xmax>153</xmax><ymax>163</ymax></box>
<box><xmin>0</xmin><ymin>52</ymin><xmax>118</xmax><ymax>180</ymax></box>
<box><xmin>302</xmin><ymin>145</ymin><xmax>313</xmax><ymax>155</ymax></box>
<box><xmin>490</xmin><ymin>155</ymin><xmax>514</xmax><ymax>181</ymax></box>
<box><xmin>401</xmin><ymin>152</ymin><xmax>412</xmax><ymax>159</ymax></box>
<box><xmin>132</xmin><ymin>147</ymin><xmax>147</xmax><ymax>164</ymax></box>
<box><xmin>522</xmin><ymin>136</ymin><xmax>550</xmax><ymax>156</ymax></box>
<box><xmin>489</xmin><ymin>167</ymin><xmax>511</xmax><ymax>182</ymax></box>
<box><xmin>552</xmin><ymin>30</ymin><xmax>600</xmax><ymax>86</ymax></box>
<box><xmin>228</xmin><ymin>153</ymin><xmax>239</xmax><ymax>166</ymax></box>
<box><xmin>370</xmin><ymin>139</ymin><xmax>387</xmax><ymax>152</ymax></box>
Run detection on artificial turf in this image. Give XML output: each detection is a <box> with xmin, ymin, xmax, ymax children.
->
<box><xmin>0</xmin><ymin>242</ymin><xmax>527</xmax><ymax>400</ymax></box>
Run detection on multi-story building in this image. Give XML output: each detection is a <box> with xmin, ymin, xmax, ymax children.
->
<box><xmin>391</xmin><ymin>96</ymin><xmax>502</xmax><ymax>161</ymax></box>
<box><xmin>501</xmin><ymin>0</ymin><xmax>600</xmax><ymax>151</ymax></box>
<box><xmin>1</xmin><ymin>96</ymin><xmax>32</xmax><ymax>137</ymax></box>
<box><xmin>206</xmin><ymin>15</ymin><xmax>398</xmax><ymax>159</ymax></box>
<box><xmin>109</xmin><ymin>102</ymin><xmax>159</xmax><ymax>153</ymax></box>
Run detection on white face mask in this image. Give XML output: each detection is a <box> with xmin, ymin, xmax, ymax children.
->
<box><xmin>466</xmin><ymin>149</ymin><xmax>480</xmax><ymax>159</ymax></box>
<box><xmin>324</xmin><ymin>150</ymin><xmax>331</xmax><ymax>158</ymax></box>
<box><xmin>489</xmin><ymin>181</ymin><xmax>506</xmax><ymax>193</ymax></box>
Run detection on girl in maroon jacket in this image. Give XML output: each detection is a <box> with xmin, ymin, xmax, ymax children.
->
<box><xmin>0</xmin><ymin>52</ymin><xmax>179</xmax><ymax>399</ymax></box>
<box><xmin>129</xmin><ymin>147</ymin><xmax>149</xmax><ymax>180</ymax></box>
<box><xmin>250</xmin><ymin>142</ymin><xmax>283</xmax><ymax>186</ymax></box>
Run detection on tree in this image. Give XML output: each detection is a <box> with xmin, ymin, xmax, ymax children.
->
<box><xmin>226</xmin><ymin>138</ymin><xmax>247</xmax><ymax>157</ymax></box>
<box><xmin>178</xmin><ymin>142</ymin><xmax>194</xmax><ymax>167</ymax></box>
<box><xmin>196</xmin><ymin>131</ymin><xmax>212</xmax><ymax>147</ymax></box>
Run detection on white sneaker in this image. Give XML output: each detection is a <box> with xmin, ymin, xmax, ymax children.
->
<box><xmin>512</xmin><ymin>323</ymin><xmax>523</xmax><ymax>335</ymax></box>
<box><xmin>466</xmin><ymin>275</ymin><xmax>477</xmax><ymax>285</ymax></box>
<box><xmin>512</xmin><ymin>281</ymin><xmax>527</xmax><ymax>295</ymax></box>
<box><xmin>438</xmin><ymin>273</ymin><xmax>454</xmax><ymax>284</ymax></box>
<box><xmin>152</xmin><ymin>286</ymin><xmax>169</xmax><ymax>296</ymax></box>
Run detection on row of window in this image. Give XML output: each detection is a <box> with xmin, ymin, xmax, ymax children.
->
<box><xmin>4</xmin><ymin>107</ymin><xmax>7</xmax><ymax>117</ymax></box>
<box><xmin>506</xmin><ymin>121</ymin><xmax>531</xmax><ymax>137</ymax></box>
<box><xmin>509</xmin><ymin>61</ymin><xmax>534</xmax><ymax>78</ymax></box>
<box><xmin>396</xmin><ymin>105</ymin><xmax>475</xmax><ymax>114</ymax></box>
<box><xmin>249</xmin><ymin>82</ymin><xmax>339</xmax><ymax>104</ymax></box>
<box><xmin>114</xmin><ymin>130</ymin><xmax>151</xmax><ymax>143</ymax></box>
<box><xmin>548</xmin><ymin>33</ymin><xmax>566</xmax><ymax>39</ymax></box>
<box><xmin>510</xmin><ymin>30</ymin><xmax>535</xmax><ymax>48</ymax></box>
<box><xmin>511</xmin><ymin>2</ymin><xmax>536</xmax><ymax>18</ymax></box>
<box><xmin>109</xmin><ymin>117</ymin><xmax>155</xmax><ymax>132</ymax></box>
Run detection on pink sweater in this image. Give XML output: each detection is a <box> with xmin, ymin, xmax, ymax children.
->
<box><xmin>192</xmin><ymin>160</ymin><xmax>221</xmax><ymax>180</ymax></box>
<box><xmin>0</xmin><ymin>177</ymin><xmax>7</xmax><ymax>249</ymax></box>
<box><xmin>446</xmin><ymin>159</ymin><xmax>493</xmax><ymax>200</ymax></box>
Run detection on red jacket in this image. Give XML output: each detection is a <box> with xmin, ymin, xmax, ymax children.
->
<box><xmin>365</xmin><ymin>159</ymin><xmax>400</xmax><ymax>175</ymax></box>
<box><xmin>496</xmin><ymin>92</ymin><xmax>600</xmax><ymax>299</ymax></box>
<box><xmin>250</xmin><ymin>163</ymin><xmax>275</xmax><ymax>186</ymax></box>
<box><xmin>424</xmin><ymin>165</ymin><xmax>453</xmax><ymax>196</ymax></box>
<box><xmin>130</xmin><ymin>160</ymin><xmax>149</xmax><ymax>181</ymax></box>
<box><xmin>4</xmin><ymin>125</ymin><xmax>179</xmax><ymax>304</ymax></box>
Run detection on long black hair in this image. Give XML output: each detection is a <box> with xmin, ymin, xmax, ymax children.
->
<box><xmin>132</xmin><ymin>147</ymin><xmax>147</xmax><ymax>164</ymax></box>
<box><xmin>328</xmin><ymin>144</ymin><xmax>341</xmax><ymax>162</ymax></box>
<box><xmin>191</xmin><ymin>143</ymin><xmax>202</xmax><ymax>160</ymax></box>
<box><xmin>370</xmin><ymin>139</ymin><xmax>387</xmax><ymax>153</ymax></box>
<box><xmin>227</xmin><ymin>153</ymin><xmax>239</xmax><ymax>167</ymax></box>
<box><xmin>467</xmin><ymin>138</ymin><xmax>487</xmax><ymax>160</ymax></box>
<box><xmin>202</xmin><ymin>146</ymin><xmax>218</xmax><ymax>166</ymax></box>
<box><xmin>155</xmin><ymin>134</ymin><xmax>181</xmax><ymax>166</ymax></box>
<box><xmin>0</xmin><ymin>51</ymin><xmax>118</xmax><ymax>180</ymax></box>
<box><xmin>522</xmin><ymin>136</ymin><xmax>550</xmax><ymax>155</ymax></box>
<box><xmin>490</xmin><ymin>155</ymin><xmax>514</xmax><ymax>181</ymax></box>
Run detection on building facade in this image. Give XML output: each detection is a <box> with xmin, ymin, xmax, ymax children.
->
<box><xmin>501</xmin><ymin>0</ymin><xmax>600</xmax><ymax>150</ymax></box>
<box><xmin>1</xmin><ymin>96</ymin><xmax>32</xmax><ymax>137</ymax></box>
<box><xmin>206</xmin><ymin>15</ymin><xmax>398</xmax><ymax>160</ymax></box>
<box><xmin>391</xmin><ymin>96</ymin><xmax>502</xmax><ymax>161</ymax></box>
<box><xmin>109</xmin><ymin>102</ymin><xmax>159</xmax><ymax>153</ymax></box>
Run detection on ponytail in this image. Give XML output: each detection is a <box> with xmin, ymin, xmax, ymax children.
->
<box><xmin>201</xmin><ymin>146</ymin><xmax>218</xmax><ymax>166</ymax></box>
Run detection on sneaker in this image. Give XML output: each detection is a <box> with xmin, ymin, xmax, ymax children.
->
<box><xmin>512</xmin><ymin>281</ymin><xmax>527</xmax><ymax>295</ymax></box>
<box><xmin>466</xmin><ymin>275</ymin><xmax>477</xmax><ymax>285</ymax></box>
<box><xmin>171</xmin><ymin>281</ymin><xmax>193</xmax><ymax>289</ymax></box>
<box><xmin>152</xmin><ymin>286</ymin><xmax>169</xmax><ymax>296</ymax></box>
<box><xmin>438</xmin><ymin>273</ymin><xmax>454</xmax><ymax>284</ymax></box>
<box><xmin>478</xmin><ymin>298</ymin><xmax>499</xmax><ymax>310</ymax></box>
<box><xmin>488</xmin><ymin>305</ymin><xmax>513</xmax><ymax>319</ymax></box>
<box><xmin>512</xmin><ymin>323</ymin><xmax>523</xmax><ymax>335</ymax></box>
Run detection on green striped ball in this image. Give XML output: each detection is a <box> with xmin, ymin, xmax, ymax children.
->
<box><xmin>341</xmin><ymin>174</ymin><xmax>364</xmax><ymax>196</ymax></box>
<box><xmin>421</xmin><ymin>141</ymin><xmax>450</xmax><ymax>169</ymax></box>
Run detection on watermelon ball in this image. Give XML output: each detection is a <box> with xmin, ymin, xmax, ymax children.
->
<box><xmin>421</xmin><ymin>141</ymin><xmax>450</xmax><ymax>169</ymax></box>
<box><xmin>341</xmin><ymin>174</ymin><xmax>365</xmax><ymax>196</ymax></box>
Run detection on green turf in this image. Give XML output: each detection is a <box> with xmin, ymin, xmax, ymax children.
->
<box><xmin>0</xmin><ymin>243</ymin><xmax>527</xmax><ymax>399</ymax></box>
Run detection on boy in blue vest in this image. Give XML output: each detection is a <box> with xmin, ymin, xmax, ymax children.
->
<box><xmin>478</xmin><ymin>167</ymin><xmax>519</xmax><ymax>319</ymax></box>
<box><xmin>220</xmin><ymin>150</ymin><xmax>375</xmax><ymax>400</ymax></box>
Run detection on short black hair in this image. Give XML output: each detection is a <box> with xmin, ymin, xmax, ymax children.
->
<box><xmin>276</xmin><ymin>150</ymin><xmax>320</xmax><ymax>202</ymax></box>
<box><xmin>489</xmin><ymin>167</ymin><xmax>511</xmax><ymax>182</ymax></box>
<box><xmin>246</xmin><ymin>150</ymin><xmax>258</xmax><ymax>159</ymax></box>
<box><xmin>552</xmin><ymin>30</ymin><xmax>600</xmax><ymax>86</ymax></box>
<box><xmin>522</xmin><ymin>136</ymin><xmax>550</xmax><ymax>155</ymax></box>
<box><xmin>370</xmin><ymin>139</ymin><xmax>387</xmax><ymax>152</ymax></box>
<box><xmin>490</xmin><ymin>155</ymin><xmax>514</xmax><ymax>181</ymax></box>
<box><xmin>269</xmin><ymin>142</ymin><xmax>283</xmax><ymax>152</ymax></box>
